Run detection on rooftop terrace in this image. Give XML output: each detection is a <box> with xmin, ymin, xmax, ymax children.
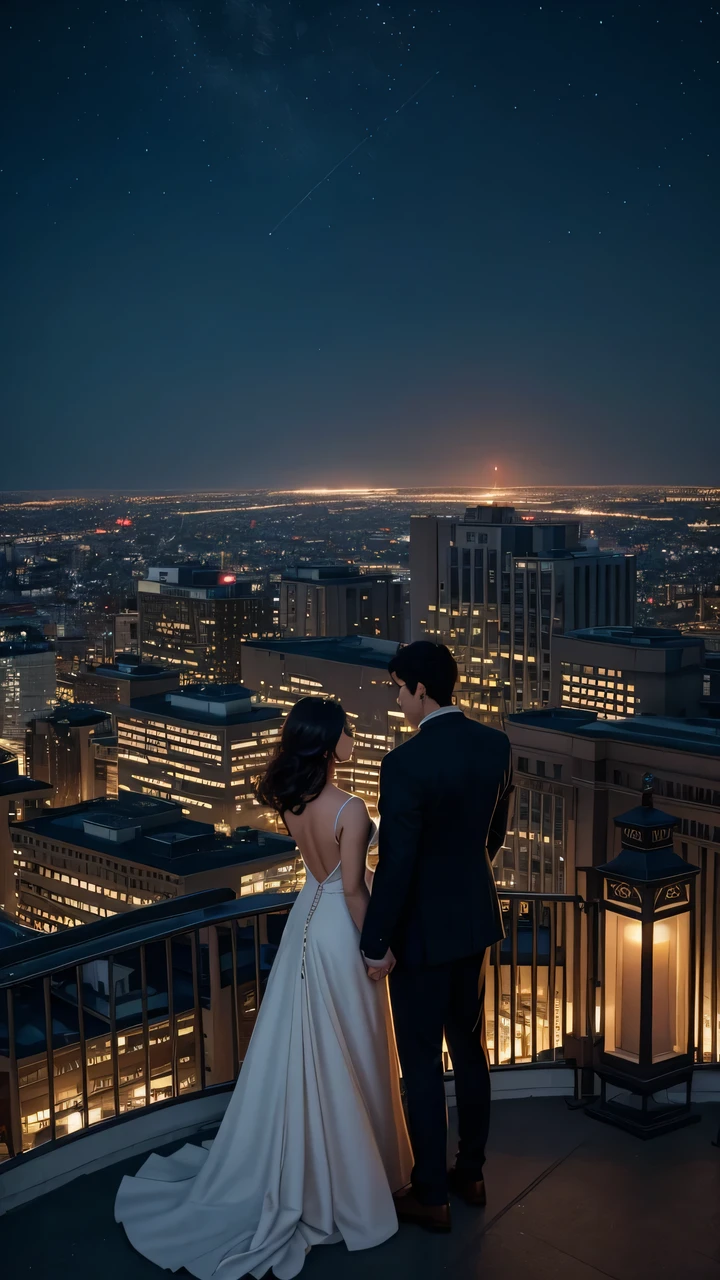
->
<box><xmin>3</xmin><ymin>1098</ymin><xmax>719</xmax><ymax>1280</ymax></box>
<box><xmin>1</xmin><ymin>883</ymin><xmax>718</xmax><ymax>1280</ymax></box>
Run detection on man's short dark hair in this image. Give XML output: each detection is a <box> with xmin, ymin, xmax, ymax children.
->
<box><xmin>388</xmin><ymin>641</ymin><xmax>458</xmax><ymax>705</ymax></box>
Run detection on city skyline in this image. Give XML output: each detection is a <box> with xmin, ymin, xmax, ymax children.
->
<box><xmin>2</xmin><ymin>1</ymin><xmax>719</xmax><ymax>489</ymax></box>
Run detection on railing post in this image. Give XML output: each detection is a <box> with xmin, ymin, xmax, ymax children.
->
<box><xmin>74</xmin><ymin>963</ymin><xmax>89</xmax><ymax>1132</ymax></box>
<box><xmin>139</xmin><ymin>945</ymin><xmax>151</xmax><ymax>1108</ymax></box>
<box><xmin>191</xmin><ymin>929</ymin><xmax>206</xmax><ymax>1093</ymax></box>
<box><xmin>42</xmin><ymin>975</ymin><xmax>56</xmax><ymax>1143</ymax></box>
<box><xmin>165</xmin><ymin>938</ymin><xmax>179</xmax><ymax>1098</ymax></box>
<box><xmin>108</xmin><ymin>955</ymin><xmax>121</xmax><ymax>1119</ymax></box>
<box><xmin>5</xmin><ymin>987</ymin><xmax>23</xmax><ymax>1157</ymax></box>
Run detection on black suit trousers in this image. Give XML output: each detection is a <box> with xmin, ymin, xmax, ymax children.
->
<box><xmin>389</xmin><ymin>951</ymin><xmax>490</xmax><ymax>1205</ymax></box>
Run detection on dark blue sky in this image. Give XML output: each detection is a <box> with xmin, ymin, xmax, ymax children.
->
<box><xmin>2</xmin><ymin>1</ymin><xmax>719</xmax><ymax>490</ymax></box>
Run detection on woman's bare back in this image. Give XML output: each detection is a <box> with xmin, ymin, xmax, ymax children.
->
<box><xmin>283</xmin><ymin>784</ymin><xmax>362</xmax><ymax>884</ymax></box>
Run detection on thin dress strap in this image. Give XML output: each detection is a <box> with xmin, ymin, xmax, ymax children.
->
<box><xmin>334</xmin><ymin>796</ymin><xmax>355</xmax><ymax>844</ymax></box>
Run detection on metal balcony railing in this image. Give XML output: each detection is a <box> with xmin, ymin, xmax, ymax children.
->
<box><xmin>0</xmin><ymin>882</ymin><xmax>712</xmax><ymax>1172</ymax></box>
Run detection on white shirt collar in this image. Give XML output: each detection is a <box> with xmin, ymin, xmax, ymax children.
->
<box><xmin>420</xmin><ymin>705</ymin><xmax>464</xmax><ymax>728</ymax></box>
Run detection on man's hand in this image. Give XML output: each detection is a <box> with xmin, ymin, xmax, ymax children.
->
<box><xmin>362</xmin><ymin>948</ymin><xmax>396</xmax><ymax>981</ymax></box>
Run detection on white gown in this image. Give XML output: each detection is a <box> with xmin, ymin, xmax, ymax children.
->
<box><xmin>114</xmin><ymin>803</ymin><xmax>412</xmax><ymax>1279</ymax></box>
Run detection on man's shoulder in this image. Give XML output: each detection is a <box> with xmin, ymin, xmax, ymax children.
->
<box><xmin>382</xmin><ymin>733</ymin><xmax>422</xmax><ymax>770</ymax></box>
<box><xmin>464</xmin><ymin>718</ymin><xmax>511</xmax><ymax>751</ymax></box>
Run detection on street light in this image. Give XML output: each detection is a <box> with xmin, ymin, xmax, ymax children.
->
<box><xmin>587</xmin><ymin>773</ymin><xmax>700</xmax><ymax>1137</ymax></box>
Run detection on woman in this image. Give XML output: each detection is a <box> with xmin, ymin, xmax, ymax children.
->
<box><xmin>115</xmin><ymin>697</ymin><xmax>412</xmax><ymax>1279</ymax></box>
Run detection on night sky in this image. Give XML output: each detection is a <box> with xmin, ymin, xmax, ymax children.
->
<box><xmin>2</xmin><ymin>1</ymin><xmax>719</xmax><ymax>490</ymax></box>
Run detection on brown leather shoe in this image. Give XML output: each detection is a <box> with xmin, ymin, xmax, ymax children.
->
<box><xmin>448</xmin><ymin>1168</ymin><xmax>487</xmax><ymax>1206</ymax></box>
<box><xmin>393</xmin><ymin>1187</ymin><xmax>451</xmax><ymax>1233</ymax></box>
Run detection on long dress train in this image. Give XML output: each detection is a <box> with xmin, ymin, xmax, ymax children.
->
<box><xmin>114</xmin><ymin>825</ymin><xmax>412</xmax><ymax>1279</ymax></box>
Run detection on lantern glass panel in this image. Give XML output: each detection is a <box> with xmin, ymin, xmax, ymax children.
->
<box><xmin>652</xmin><ymin>914</ymin><xmax>689</xmax><ymax>1063</ymax></box>
<box><xmin>603</xmin><ymin>910</ymin><xmax>641</xmax><ymax>1062</ymax></box>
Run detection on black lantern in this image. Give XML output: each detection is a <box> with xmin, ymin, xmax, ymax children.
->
<box><xmin>587</xmin><ymin>774</ymin><xmax>700</xmax><ymax>1137</ymax></box>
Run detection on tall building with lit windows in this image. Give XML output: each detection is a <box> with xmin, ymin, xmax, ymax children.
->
<box><xmin>505</xmin><ymin>709</ymin><xmax>720</xmax><ymax>1050</ymax></box>
<box><xmin>411</xmin><ymin>507</ymin><xmax>636</xmax><ymax>724</ymax></box>
<box><xmin>280</xmin><ymin>566</ymin><xmax>405</xmax><ymax>642</ymax></box>
<box><xmin>0</xmin><ymin>626</ymin><xmax>56</xmax><ymax>767</ymax></box>
<box><xmin>116</xmin><ymin>684</ymin><xmax>284</xmax><ymax>833</ymax></box>
<box><xmin>242</xmin><ymin>636</ymin><xmax>406</xmax><ymax>816</ymax></box>
<box><xmin>551</xmin><ymin>627</ymin><xmax>705</xmax><ymax>720</ymax></box>
<box><xmin>138</xmin><ymin>566</ymin><xmax>275</xmax><ymax>684</ymax></box>
<box><xmin>10</xmin><ymin>795</ymin><xmax>299</xmax><ymax>932</ymax></box>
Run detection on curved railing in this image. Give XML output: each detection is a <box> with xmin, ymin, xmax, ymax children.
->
<box><xmin>0</xmin><ymin>888</ymin><xmax>585</xmax><ymax>1171</ymax></box>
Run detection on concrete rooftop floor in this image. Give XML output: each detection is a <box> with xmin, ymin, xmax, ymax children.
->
<box><xmin>4</xmin><ymin>1097</ymin><xmax>720</xmax><ymax>1280</ymax></box>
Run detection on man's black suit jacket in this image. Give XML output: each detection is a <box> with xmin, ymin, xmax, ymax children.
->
<box><xmin>360</xmin><ymin>710</ymin><xmax>513</xmax><ymax>967</ymax></box>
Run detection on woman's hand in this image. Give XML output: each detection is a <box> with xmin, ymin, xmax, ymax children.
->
<box><xmin>364</xmin><ymin>948</ymin><xmax>396</xmax><ymax>981</ymax></box>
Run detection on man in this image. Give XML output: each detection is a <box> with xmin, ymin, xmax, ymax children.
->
<box><xmin>361</xmin><ymin>641</ymin><xmax>513</xmax><ymax>1233</ymax></box>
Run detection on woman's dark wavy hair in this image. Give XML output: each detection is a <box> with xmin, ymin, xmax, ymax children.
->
<box><xmin>255</xmin><ymin>696</ymin><xmax>350</xmax><ymax>817</ymax></box>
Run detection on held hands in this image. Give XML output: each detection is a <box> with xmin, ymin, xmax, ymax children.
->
<box><xmin>362</xmin><ymin>948</ymin><xmax>396</xmax><ymax>982</ymax></box>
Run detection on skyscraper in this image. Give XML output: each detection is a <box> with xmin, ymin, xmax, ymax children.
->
<box><xmin>280</xmin><ymin>566</ymin><xmax>406</xmax><ymax>642</ymax></box>
<box><xmin>138</xmin><ymin>566</ymin><xmax>275</xmax><ymax>685</ymax></box>
<box><xmin>0</xmin><ymin>619</ymin><xmax>56</xmax><ymax>768</ymax></box>
<box><xmin>411</xmin><ymin>506</ymin><xmax>636</xmax><ymax>723</ymax></box>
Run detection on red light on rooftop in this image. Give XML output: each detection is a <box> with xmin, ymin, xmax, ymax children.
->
<box><xmin>116</xmin><ymin>518</ymin><xmax>132</xmax><ymax>527</ymax></box>
<box><xmin>220</xmin><ymin>573</ymin><xmax>236</xmax><ymax>584</ymax></box>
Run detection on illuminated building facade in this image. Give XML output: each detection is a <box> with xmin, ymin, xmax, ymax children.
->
<box><xmin>0</xmin><ymin>627</ymin><xmax>56</xmax><ymax>768</ymax></box>
<box><xmin>26</xmin><ymin>705</ymin><xmax>112</xmax><ymax>807</ymax></box>
<box><xmin>505</xmin><ymin>708</ymin><xmax>720</xmax><ymax>1059</ymax></box>
<box><xmin>138</xmin><ymin>566</ymin><xmax>275</xmax><ymax>684</ymax></box>
<box><xmin>411</xmin><ymin>507</ymin><xmax>636</xmax><ymax>724</ymax></box>
<box><xmin>116</xmin><ymin>684</ymin><xmax>284</xmax><ymax>832</ymax></box>
<box><xmin>9</xmin><ymin>795</ymin><xmax>299</xmax><ymax>932</ymax></box>
<box><xmin>242</xmin><ymin>636</ymin><xmax>407</xmax><ymax>816</ymax></box>
<box><xmin>551</xmin><ymin>627</ymin><xmax>705</xmax><ymax>721</ymax></box>
<box><xmin>280</xmin><ymin>566</ymin><xmax>405</xmax><ymax>642</ymax></box>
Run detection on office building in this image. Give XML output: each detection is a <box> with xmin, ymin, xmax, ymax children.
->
<box><xmin>0</xmin><ymin>623</ymin><xmax>56</xmax><ymax>767</ymax></box>
<box><xmin>25</xmin><ymin>705</ymin><xmax>112</xmax><ymax>808</ymax></box>
<box><xmin>59</xmin><ymin>654</ymin><xmax>178</xmax><ymax>713</ymax></box>
<box><xmin>243</xmin><ymin>636</ymin><xmax>407</xmax><ymax>815</ymax></box>
<box><xmin>138</xmin><ymin>565</ymin><xmax>275</xmax><ymax>684</ymax></box>
<box><xmin>116</xmin><ymin>683</ymin><xmax>284</xmax><ymax>832</ymax></box>
<box><xmin>505</xmin><ymin>707</ymin><xmax>720</xmax><ymax>1058</ymax></box>
<box><xmin>113</xmin><ymin>610</ymin><xmax>139</xmax><ymax>655</ymax></box>
<box><xmin>411</xmin><ymin>506</ymin><xmax>636</xmax><ymax>723</ymax></box>
<box><xmin>551</xmin><ymin>626</ymin><xmax>706</xmax><ymax>720</ymax></box>
<box><xmin>280</xmin><ymin>565</ymin><xmax>405</xmax><ymax>642</ymax></box>
<box><xmin>0</xmin><ymin>746</ymin><xmax>52</xmax><ymax>917</ymax></box>
<box><xmin>10</xmin><ymin>795</ymin><xmax>299</xmax><ymax>932</ymax></box>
